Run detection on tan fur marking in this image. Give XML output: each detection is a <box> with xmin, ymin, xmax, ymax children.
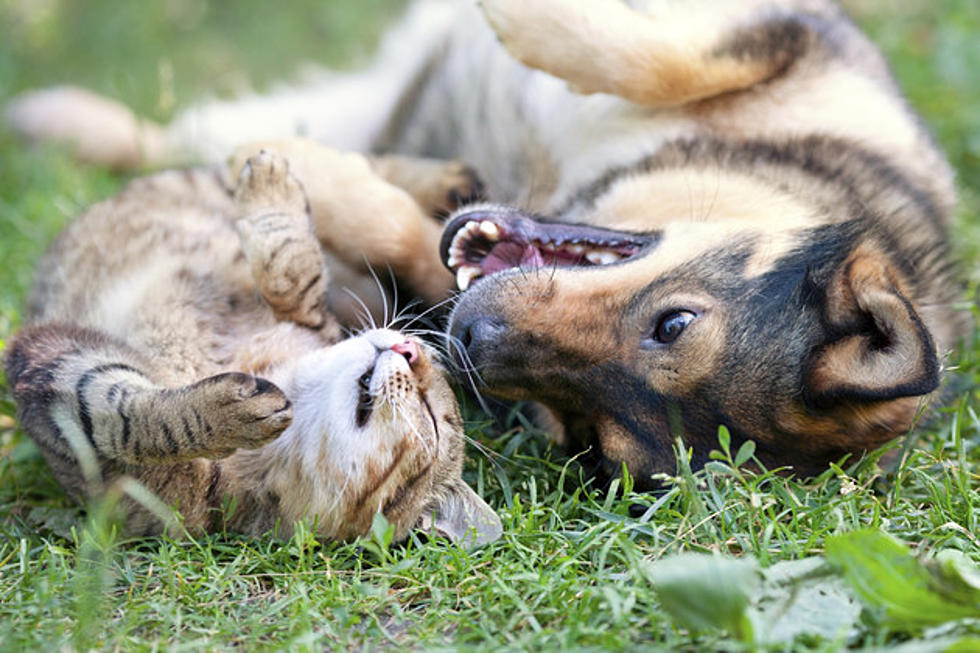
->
<box><xmin>590</xmin><ymin>168</ymin><xmax>821</xmax><ymax>276</ymax></box>
<box><xmin>481</xmin><ymin>0</ymin><xmax>787</xmax><ymax>107</ymax></box>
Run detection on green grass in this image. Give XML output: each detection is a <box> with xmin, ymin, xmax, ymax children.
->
<box><xmin>1</xmin><ymin>0</ymin><xmax>978</xmax><ymax>650</ymax></box>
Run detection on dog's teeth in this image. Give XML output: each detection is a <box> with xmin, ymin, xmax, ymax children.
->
<box><xmin>451</xmin><ymin>231</ymin><xmax>469</xmax><ymax>252</ymax></box>
<box><xmin>479</xmin><ymin>221</ymin><xmax>500</xmax><ymax>240</ymax></box>
<box><xmin>464</xmin><ymin>221</ymin><xmax>480</xmax><ymax>234</ymax></box>
<box><xmin>449</xmin><ymin>241</ymin><xmax>466</xmax><ymax>258</ymax></box>
<box><xmin>585</xmin><ymin>251</ymin><xmax>603</xmax><ymax>264</ymax></box>
<box><xmin>456</xmin><ymin>266</ymin><xmax>481</xmax><ymax>291</ymax></box>
<box><xmin>541</xmin><ymin>241</ymin><xmax>556</xmax><ymax>252</ymax></box>
<box><xmin>447</xmin><ymin>252</ymin><xmax>462</xmax><ymax>268</ymax></box>
<box><xmin>597</xmin><ymin>251</ymin><xmax>620</xmax><ymax>265</ymax></box>
<box><xmin>567</xmin><ymin>244</ymin><xmax>585</xmax><ymax>255</ymax></box>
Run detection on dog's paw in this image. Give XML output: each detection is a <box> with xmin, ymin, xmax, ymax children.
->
<box><xmin>193</xmin><ymin>372</ymin><xmax>293</xmax><ymax>454</ymax></box>
<box><xmin>436</xmin><ymin>162</ymin><xmax>486</xmax><ymax>217</ymax></box>
<box><xmin>234</xmin><ymin>150</ymin><xmax>309</xmax><ymax>217</ymax></box>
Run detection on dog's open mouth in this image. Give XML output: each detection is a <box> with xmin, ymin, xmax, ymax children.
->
<box><xmin>440</xmin><ymin>209</ymin><xmax>654</xmax><ymax>290</ymax></box>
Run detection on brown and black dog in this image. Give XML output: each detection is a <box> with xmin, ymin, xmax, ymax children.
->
<box><xmin>6</xmin><ymin>0</ymin><xmax>969</xmax><ymax>487</ymax></box>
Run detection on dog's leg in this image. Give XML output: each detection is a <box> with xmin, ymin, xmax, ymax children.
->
<box><xmin>230</xmin><ymin>139</ymin><xmax>454</xmax><ymax>305</ymax></box>
<box><xmin>369</xmin><ymin>155</ymin><xmax>485</xmax><ymax>218</ymax></box>
<box><xmin>480</xmin><ymin>0</ymin><xmax>812</xmax><ymax>107</ymax></box>
<box><xmin>5</xmin><ymin>3</ymin><xmax>458</xmax><ymax>170</ymax></box>
<box><xmin>4</xmin><ymin>86</ymin><xmax>170</xmax><ymax>171</ymax></box>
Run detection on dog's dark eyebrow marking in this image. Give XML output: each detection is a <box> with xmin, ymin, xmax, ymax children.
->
<box><xmin>622</xmin><ymin>241</ymin><xmax>755</xmax><ymax>319</ymax></box>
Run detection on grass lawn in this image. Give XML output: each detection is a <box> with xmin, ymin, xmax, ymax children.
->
<box><xmin>1</xmin><ymin>0</ymin><xmax>978</xmax><ymax>650</ymax></box>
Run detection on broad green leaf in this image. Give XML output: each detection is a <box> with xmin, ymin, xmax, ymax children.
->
<box><xmin>734</xmin><ymin>440</ymin><xmax>756</xmax><ymax>468</ymax></box>
<box><xmin>371</xmin><ymin>511</ymin><xmax>394</xmax><ymax>550</ymax></box>
<box><xmin>945</xmin><ymin>638</ymin><xmax>980</xmax><ymax>653</ymax></box>
<box><xmin>925</xmin><ymin>549</ymin><xmax>980</xmax><ymax>609</ymax></box>
<box><xmin>643</xmin><ymin>553</ymin><xmax>759</xmax><ymax>641</ymax></box>
<box><xmin>717</xmin><ymin>424</ymin><xmax>731</xmax><ymax>457</ymax></box>
<box><xmin>862</xmin><ymin>636</ymin><xmax>980</xmax><ymax>653</ymax></box>
<box><xmin>825</xmin><ymin>530</ymin><xmax>979</xmax><ymax>630</ymax></box>
<box><xmin>755</xmin><ymin>557</ymin><xmax>861</xmax><ymax>644</ymax></box>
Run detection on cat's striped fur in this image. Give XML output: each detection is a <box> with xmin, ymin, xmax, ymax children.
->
<box><xmin>5</xmin><ymin>151</ymin><xmax>500</xmax><ymax>544</ymax></box>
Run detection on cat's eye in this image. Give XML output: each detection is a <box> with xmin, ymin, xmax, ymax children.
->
<box><xmin>651</xmin><ymin>310</ymin><xmax>697</xmax><ymax>344</ymax></box>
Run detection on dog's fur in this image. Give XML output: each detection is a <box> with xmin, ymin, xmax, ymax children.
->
<box><xmin>6</xmin><ymin>0</ymin><xmax>969</xmax><ymax>486</ymax></box>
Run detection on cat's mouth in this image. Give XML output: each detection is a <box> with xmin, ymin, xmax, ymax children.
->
<box><xmin>440</xmin><ymin>208</ymin><xmax>654</xmax><ymax>290</ymax></box>
<box><xmin>352</xmin><ymin>342</ymin><xmax>439</xmax><ymax>436</ymax></box>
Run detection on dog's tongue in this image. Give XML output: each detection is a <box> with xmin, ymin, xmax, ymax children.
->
<box><xmin>483</xmin><ymin>241</ymin><xmax>545</xmax><ymax>275</ymax></box>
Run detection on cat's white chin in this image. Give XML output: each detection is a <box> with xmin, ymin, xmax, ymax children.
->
<box><xmin>279</xmin><ymin>329</ymin><xmax>435</xmax><ymax>446</ymax></box>
<box><xmin>259</xmin><ymin>329</ymin><xmax>442</xmax><ymax>527</ymax></box>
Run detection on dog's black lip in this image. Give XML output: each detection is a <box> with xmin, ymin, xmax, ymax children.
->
<box><xmin>439</xmin><ymin>208</ymin><xmax>656</xmax><ymax>270</ymax></box>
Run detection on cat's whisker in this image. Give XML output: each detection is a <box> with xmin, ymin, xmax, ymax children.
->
<box><xmin>389</xmin><ymin>297</ymin><xmax>427</xmax><ymax>330</ymax></box>
<box><xmin>341</xmin><ymin>287</ymin><xmax>378</xmax><ymax>332</ymax></box>
<box><xmin>398</xmin><ymin>403</ymin><xmax>432</xmax><ymax>455</ymax></box>
<box><xmin>361</xmin><ymin>260</ymin><xmax>391</xmax><ymax>330</ymax></box>
<box><xmin>394</xmin><ymin>293</ymin><xmax>459</xmax><ymax>331</ymax></box>
<box><xmin>384</xmin><ymin>265</ymin><xmax>400</xmax><ymax>330</ymax></box>
<box><xmin>325</xmin><ymin>469</ymin><xmax>353</xmax><ymax>517</ymax></box>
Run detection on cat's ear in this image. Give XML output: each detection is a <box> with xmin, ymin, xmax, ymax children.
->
<box><xmin>418</xmin><ymin>480</ymin><xmax>502</xmax><ymax>548</ymax></box>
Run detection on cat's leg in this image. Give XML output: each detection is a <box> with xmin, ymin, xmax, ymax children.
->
<box><xmin>479</xmin><ymin>0</ymin><xmax>811</xmax><ymax>107</ymax></box>
<box><xmin>230</xmin><ymin>139</ymin><xmax>455</xmax><ymax>305</ymax></box>
<box><xmin>233</xmin><ymin>151</ymin><xmax>336</xmax><ymax>334</ymax></box>
<box><xmin>5</xmin><ymin>324</ymin><xmax>294</xmax><ymax>536</ymax></box>
<box><xmin>4</xmin><ymin>324</ymin><xmax>292</xmax><ymax>474</ymax></box>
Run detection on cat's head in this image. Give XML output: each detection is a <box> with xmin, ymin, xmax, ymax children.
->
<box><xmin>277</xmin><ymin>328</ymin><xmax>501</xmax><ymax>546</ymax></box>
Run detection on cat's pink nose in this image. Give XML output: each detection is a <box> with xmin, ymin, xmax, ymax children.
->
<box><xmin>390</xmin><ymin>340</ymin><xmax>420</xmax><ymax>366</ymax></box>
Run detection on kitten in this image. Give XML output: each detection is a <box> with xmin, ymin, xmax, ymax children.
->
<box><xmin>5</xmin><ymin>150</ymin><xmax>501</xmax><ymax>546</ymax></box>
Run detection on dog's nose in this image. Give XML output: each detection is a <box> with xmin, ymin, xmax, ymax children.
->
<box><xmin>452</xmin><ymin>315</ymin><xmax>507</xmax><ymax>366</ymax></box>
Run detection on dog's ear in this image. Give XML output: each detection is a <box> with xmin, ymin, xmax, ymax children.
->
<box><xmin>805</xmin><ymin>246</ymin><xmax>939</xmax><ymax>406</ymax></box>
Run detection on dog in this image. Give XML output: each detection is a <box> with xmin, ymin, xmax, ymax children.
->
<box><xmin>6</xmin><ymin>0</ymin><xmax>969</xmax><ymax>487</ymax></box>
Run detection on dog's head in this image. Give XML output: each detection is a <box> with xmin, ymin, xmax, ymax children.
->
<box><xmin>440</xmin><ymin>149</ymin><xmax>950</xmax><ymax>486</ymax></box>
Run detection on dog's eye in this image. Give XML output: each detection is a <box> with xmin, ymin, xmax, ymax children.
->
<box><xmin>652</xmin><ymin>310</ymin><xmax>696</xmax><ymax>344</ymax></box>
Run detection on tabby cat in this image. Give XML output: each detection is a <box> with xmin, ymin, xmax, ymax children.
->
<box><xmin>4</xmin><ymin>149</ymin><xmax>501</xmax><ymax>545</ymax></box>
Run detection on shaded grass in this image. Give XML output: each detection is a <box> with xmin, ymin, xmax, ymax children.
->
<box><xmin>0</xmin><ymin>0</ymin><xmax>978</xmax><ymax>650</ymax></box>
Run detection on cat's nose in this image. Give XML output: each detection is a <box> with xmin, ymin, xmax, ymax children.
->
<box><xmin>390</xmin><ymin>340</ymin><xmax>420</xmax><ymax>366</ymax></box>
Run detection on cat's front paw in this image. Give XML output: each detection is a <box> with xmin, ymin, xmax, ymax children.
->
<box><xmin>193</xmin><ymin>372</ymin><xmax>293</xmax><ymax>455</ymax></box>
<box><xmin>234</xmin><ymin>150</ymin><xmax>309</xmax><ymax>216</ymax></box>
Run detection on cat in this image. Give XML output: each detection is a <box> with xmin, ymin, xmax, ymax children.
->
<box><xmin>4</xmin><ymin>149</ymin><xmax>501</xmax><ymax>546</ymax></box>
